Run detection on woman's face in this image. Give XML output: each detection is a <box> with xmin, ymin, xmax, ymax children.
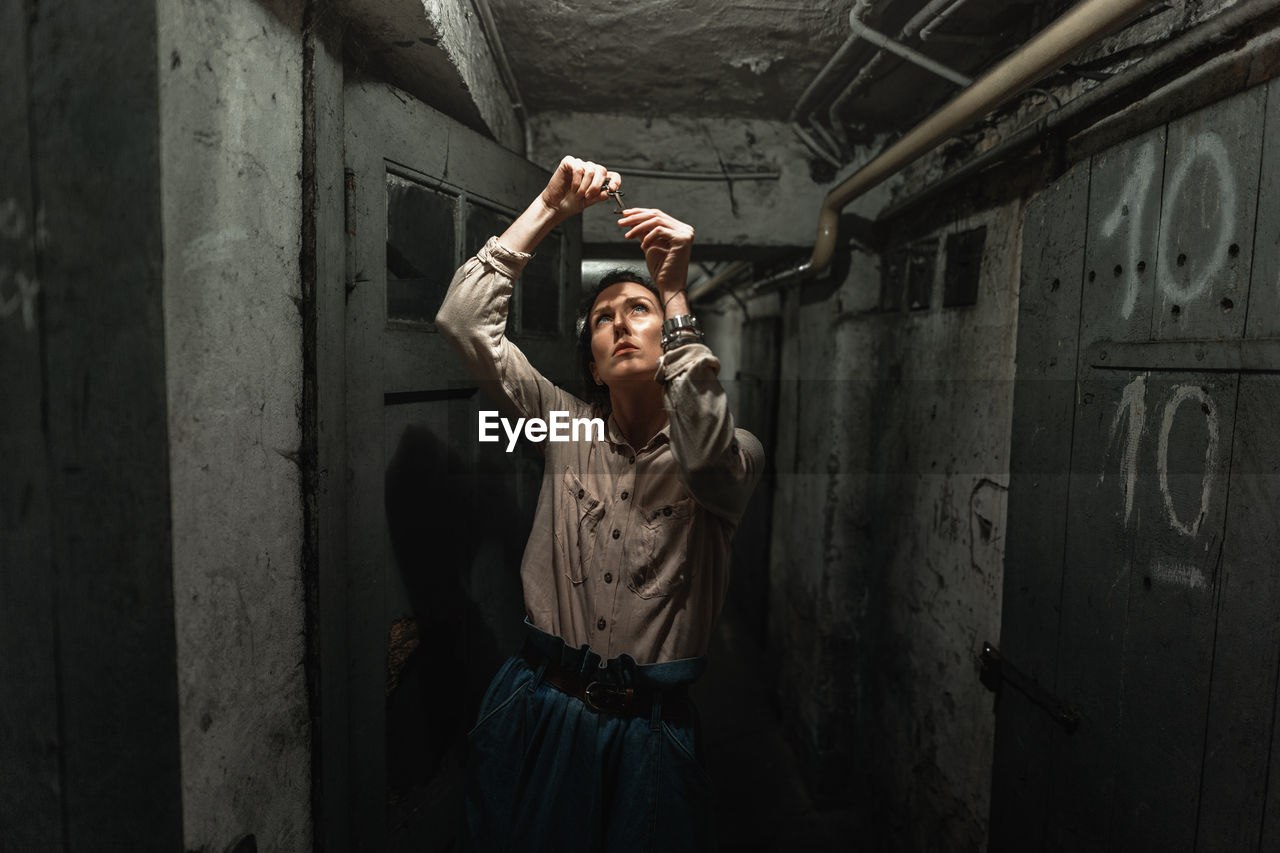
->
<box><xmin>587</xmin><ymin>281</ymin><xmax>663</xmax><ymax>389</ymax></box>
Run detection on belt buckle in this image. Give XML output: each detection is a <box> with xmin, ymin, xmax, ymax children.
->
<box><xmin>584</xmin><ymin>682</ymin><xmax>634</xmax><ymax>714</ymax></box>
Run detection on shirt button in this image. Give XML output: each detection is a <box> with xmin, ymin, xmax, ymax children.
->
<box><xmin>628</xmin><ymin>455</ymin><xmax>635</xmax><ymax>464</ymax></box>
<box><xmin>612</xmin><ymin>528</ymin><xmax>620</xmax><ymax>539</ymax></box>
<box><xmin>604</xmin><ymin>572</ymin><xmax>613</xmax><ymax>584</ymax></box>
<box><xmin>597</xmin><ymin>617</ymin><xmax>607</xmax><ymax>631</ymax></box>
<box><xmin>577</xmin><ymin>488</ymin><xmax>585</xmax><ymax>499</ymax></box>
<box><xmin>620</xmin><ymin>490</ymin><xmax>629</xmax><ymax>500</ymax></box>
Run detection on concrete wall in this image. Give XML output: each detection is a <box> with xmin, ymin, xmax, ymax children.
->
<box><xmin>2</xmin><ymin>0</ymin><xmax>185</xmax><ymax>847</ymax></box>
<box><xmin>530</xmin><ymin>112</ymin><xmax>836</xmax><ymax>252</ymax></box>
<box><xmin>342</xmin><ymin>0</ymin><xmax>523</xmax><ymax>152</ymax></box>
<box><xmin>741</xmin><ymin>200</ymin><xmax>1021</xmax><ymax>848</ymax></box>
<box><xmin>157</xmin><ymin>0</ymin><xmax>311</xmax><ymax>849</ymax></box>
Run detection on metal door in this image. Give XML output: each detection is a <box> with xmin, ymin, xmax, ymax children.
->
<box><xmin>340</xmin><ymin>76</ymin><xmax>581</xmax><ymax>850</ymax></box>
<box><xmin>991</xmin><ymin>77</ymin><xmax>1280</xmax><ymax>851</ymax></box>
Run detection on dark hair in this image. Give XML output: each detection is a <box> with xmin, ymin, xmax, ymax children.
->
<box><xmin>575</xmin><ymin>268</ymin><xmax>661</xmax><ymax>415</ymax></box>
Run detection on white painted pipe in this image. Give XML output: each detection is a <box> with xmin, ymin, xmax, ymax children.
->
<box><xmin>615</xmin><ymin>167</ymin><xmax>780</xmax><ymax>182</ymax></box>
<box><xmin>920</xmin><ymin>0</ymin><xmax>978</xmax><ymax>41</ymax></box>
<box><xmin>471</xmin><ymin>0</ymin><xmax>529</xmax><ymax>154</ymax></box>
<box><xmin>824</xmin><ymin>0</ymin><xmax>976</xmax><ymax>149</ymax></box>
<box><xmin>788</xmin><ymin>0</ymin><xmax>875</xmax><ymax>123</ymax></box>
<box><xmin>790</xmin><ymin>0</ymin><xmax>876</xmax><ymax>162</ymax></box>
<box><xmin>687</xmin><ymin>260</ymin><xmax>753</xmax><ymax>302</ymax></box>
<box><xmin>846</xmin><ymin>13</ymin><xmax>973</xmax><ymax>87</ymax></box>
<box><xmin>803</xmin><ymin>0</ymin><xmax>1156</xmax><ymax>275</ymax></box>
<box><xmin>904</xmin><ymin>0</ymin><xmax>967</xmax><ymax>38</ymax></box>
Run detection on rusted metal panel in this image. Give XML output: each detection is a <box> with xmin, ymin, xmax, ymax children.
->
<box><xmin>1199</xmin><ymin>375</ymin><xmax>1280</xmax><ymax>853</ymax></box>
<box><xmin>1107</xmin><ymin>372</ymin><xmax>1237</xmax><ymax>850</ymax></box>
<box><xmin>989</xmin><ymin>161</ymin><xmax>1089</xmax><ymax>852</ymax></box>
<box><xmin>1247</xmin><ymin>77</ymin><xmax>1280</xmax><ymax>340</ymax></box>
<box><xmin>1080</xmin><ymin>127</ymin><xmax>1165</xmax><ymax>346</ymax></box>
<box><xmin>1153</xmin><ymin>87</ymin><xmax>1265</xmax><ymax>341</ymax></box>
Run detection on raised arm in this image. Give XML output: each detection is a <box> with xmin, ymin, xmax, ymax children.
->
<box><xmin>618</xmin><ymin>207</ymin><xmax>764</xmax><ymax>523</ymax></box>
<box><xmin>498</xmin><ymin>155</ymin><xmax>619</xmax><ymax>253</ymax></box>
<box><xmin>435</xmin><ymin>156</ymin><xmax>620</xmax><ymax>422</ymax></box>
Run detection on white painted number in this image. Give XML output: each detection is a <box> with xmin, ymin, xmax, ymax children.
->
<box><xmin>1097</xmin><ymin>130</ymin><xmax>1237</xmax><ymax>318</ymax></box>
<box><xmin>1108</xmin><ymin>375</ymin><xmax>1219</xmax><ymax>537</ymax></box>
<box><xmin>1157</xmin><ymin>131</ymin><xmax>1235</xmax><ymax>304</ymax></box>
<box><xmin>1100</xmin><ymin>141</ymin><xmax>1156</xmax><ymax>320</ymax></box>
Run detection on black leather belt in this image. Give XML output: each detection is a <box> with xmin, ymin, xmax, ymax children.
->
<box><xmin>520</xmin><ymin>641</ymin><xmax>691</xmax><ymax>723</ymax></box>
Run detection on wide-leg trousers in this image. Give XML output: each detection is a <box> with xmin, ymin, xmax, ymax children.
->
<box><xmin>465</xmin><ymin>627</ymin><xmax>714</xmax><ymax>852</ymax></box>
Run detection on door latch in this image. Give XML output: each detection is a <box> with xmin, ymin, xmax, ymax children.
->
<box><xmin>980</xmin><ymin>642</ymin><xmax>1081</xmax><ymax>733</ymax></box>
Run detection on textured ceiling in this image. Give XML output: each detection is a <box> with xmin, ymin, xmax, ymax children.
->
<box><xmin>485</xmin><ymin>0</ymin><xmax>859</xmax><ymax>120</ymax></box>
<box><xmin>484</xmin><ymin>0</ymin><xmax>1070</xmax><ymax>136</ymax></box>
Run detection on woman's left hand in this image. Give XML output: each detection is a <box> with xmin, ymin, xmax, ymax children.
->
<box><xmin>617</xmin><ymin>208</ymin><xmax>694</xmax><ymax>300</ymax></box>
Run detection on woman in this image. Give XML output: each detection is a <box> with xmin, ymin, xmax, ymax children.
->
<box><xmin>436</xmin><ymin>155</ymin><xmax>763</xmax><ymax>851</ymax></box>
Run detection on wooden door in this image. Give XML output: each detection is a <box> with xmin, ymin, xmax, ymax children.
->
<box><xmin>991</xmin><ymin>78</ymin><xmax>1280</xmax><ymax>851</ymax></box>
<box><xmin>340</xmin><ymin>76</ymin><xmax>581</xmax><ymax>850</ymax></box>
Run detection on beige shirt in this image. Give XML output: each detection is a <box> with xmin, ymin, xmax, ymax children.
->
<box><xmin>437</xmin><ymin>237</ymin><xmax>764</xmax><ymax>664</ymax></box>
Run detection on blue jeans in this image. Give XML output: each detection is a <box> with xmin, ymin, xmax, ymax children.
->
<box><xmin>465</xmin><ymin>625</ymin><xmax>715</xmax><ymax>852</ymax></box>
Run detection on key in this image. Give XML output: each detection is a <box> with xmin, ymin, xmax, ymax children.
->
<box><xmin>602</xmin><ymin>179</ymin><xmax>627</xmax><ymax>215</ymax></box>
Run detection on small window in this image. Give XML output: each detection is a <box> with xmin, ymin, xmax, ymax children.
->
<box><xmin>385</xmin><ymin>174</ymin><xmax>456</xmax><ymax>326</ymax></box>
<box><xmin>907</xmin><ymin>240</ymin><xmax>937</xmax><ymax>311</ymax></box>
<box><xmin>520</xmin><ymin>233</ymin><xmax>563</xmax><ymax>337</ymax></box>
<box><xmin>943</xmin><ymin>226</ymin><xmax>986</xmax><ymax>308</ymax></box>
<box><xmin>880</xmin><ymin>247</ymin><xmax>908</xmax><ymax>312</ymax></box>
<box><xmin>463</xmin><ymin>200</ymin><xmax>561</xmax><ymax>338</ymax></box>
<box><xmin>465</xmin><ymin>202</ymin><xmax>516</xmax><ymax>336</ymax></box>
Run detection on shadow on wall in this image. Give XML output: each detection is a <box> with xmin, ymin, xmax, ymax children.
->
<box><xmin>382</xmin><ymin>423</ymin><xmax>528</xmax><ymax>843</ymax></box>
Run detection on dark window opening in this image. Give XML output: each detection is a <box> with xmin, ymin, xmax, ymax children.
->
<box><xmin>465</xmin><ymin>202</ymin><xmax>515</xmax><ymax>336</ymax></box>
<box><xmin>880</xmin><ymin>247</ymin><xmax>908</xmax><ymax>313</ymax></box>
<box><xmin>943</xmin><ymin>226</ymin><xmax>986</xmax><ymax>308</ymax></box>
<box><xmin>908</xmin><ymin>240</ymin><xmax>937</xmax><ymax>311</ymax></box>
<box><xmin>520</xmin><ymin>233</ymin><xmax>563</xmax><ymax>337</ymax></box>
<box><xmin>386</xmin><ymin>174</ymin><xmax>456</xmax><ymax>326</ymax></box>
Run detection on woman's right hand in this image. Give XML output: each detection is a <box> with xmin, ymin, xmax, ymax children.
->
<box><xmin>539</xmin><ymin>156</ymin><xmax>620</xmax><ymax>220</ymax></box>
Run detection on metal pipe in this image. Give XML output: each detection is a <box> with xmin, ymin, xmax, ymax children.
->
<box><xmin>847</xmin><ymin>13</ymin><xmax>974</xmax><ymax>87</ymax></box>
<box><xmin>920</xmin><ymin>0</ymin><xmax>978</xmax><ymax>41</ymax></box>
<box><xmin>741</xmin><ymin>0</ymin><xmax>1156</xmax><ymax>298</ymax></box>
<box><xmin>880</xmin><ymin>0</ymin><xmax>1280</xmax><ymax>221</ymax></box>
<box><xmin>614</xmin><ymin>167</ymin><xmax>780</xmax><ymax>182</ymax></box>
<box><xmin>788</xmin><ymin>0</ymin><xmax>875</xmax><ymax>123</ymax></box>
<box><xmin>806</xmin><ymin>0</ymin><xmax>1155</xmax><ymax>274</ymax></box>
<box><xmin>826</xmin><ymin>0</ymin><xmax>976</xmax><ymax>147</ymax></box>
<box><xmin>687</xmin><ymin>261</ymin><xmax>753</xmax><ymax>302</ymax></box>
<box><xmin>905</xmin><ymin>0</ymin><xmax>968</xmax><ymax>36</ymax></box>
<box><xmin>793</xmin><ymin>124</ymin><xmax>843</xmax><ymax>168</ymax></box>
<box><xmin>471</xmin><ymin>0</ymin><xmax>529</xmax><ymax>154</ymax></box>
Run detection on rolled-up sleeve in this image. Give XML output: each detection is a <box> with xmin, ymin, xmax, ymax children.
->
<box><xmin>436</xmin><ymin>237</ymin><xmax>581</xmax><ymax>424</ymax></box>
<box><xmin>656</xmin><ymin>342</ymin><xmax>764</xmax><ymax>524</ymax></box>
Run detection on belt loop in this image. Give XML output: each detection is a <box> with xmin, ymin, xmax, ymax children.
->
<box><xmin>649</xmin><ymin>693</ymin><xmax>663</xmax><ymax>732</ymax></box>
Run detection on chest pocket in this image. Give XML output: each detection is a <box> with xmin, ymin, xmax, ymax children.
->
<box><xmin>554</xmin><ymin>467</ymin><xmax>604</xmax><ymax>584</ymax></box>
<box><xmin>627</xmin><ymin>497</ymin><xmax>693</xmax><ymax>599</ymax></box>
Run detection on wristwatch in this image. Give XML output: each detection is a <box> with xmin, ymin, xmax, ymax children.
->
<box><xmin>660</xmin><ymin>314</ymin><xmax>703</xmax><ymax>352</ymax></box>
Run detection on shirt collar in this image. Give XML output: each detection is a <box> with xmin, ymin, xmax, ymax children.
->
<box><xmin>604</xmin><ymin>413</ymin><xmax>671</xmax><ymax>453</ymax></box>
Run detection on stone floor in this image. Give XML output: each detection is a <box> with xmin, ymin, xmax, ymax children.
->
<box><xmin>695</xmin><ymin>605</ymin><xmax>861</xmax><ymax>852</ymax></box>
